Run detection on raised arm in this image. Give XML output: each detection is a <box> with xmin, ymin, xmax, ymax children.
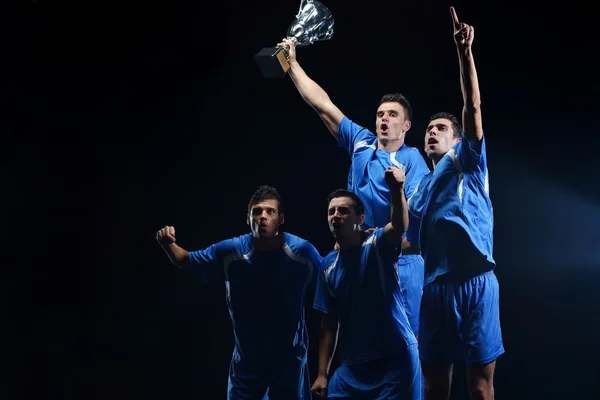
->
<box><xmin>451</xmin><ymin>7</ymin><xmax>483</xmax><ymax>142</ymax></box>
<box><xmin>382</xmin><ymin>167</ymin><xmax>409</xmax><ymax>246</ymax></box>
<box><xmin>156</xmin><ymin>225</ymin><xmax>191</xmax><ymax>268</ymax></box>
<box><xmin>279</xmin><ymin>38</ymin><xmax>345</xmax><ymax>140</ymax></box>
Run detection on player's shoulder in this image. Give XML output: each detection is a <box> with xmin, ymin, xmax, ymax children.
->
<box><xmin>399</xmin><ymin>144</ymin><xmax>426</xmax><ymax>160</ymax></box>
<box><xmin>284</xmin><ymin>232</ymin><xmax>319</xmax><ymax>253</ymax></box>
<box><xmin>216</xmin><ymin>233</ymin><xmax>253</xmax><ymax>253</ymax></box>
<box><xmin>283</xmin><ymin>232</ymin><xmax>309</xmax><ymax>247</ymax></box>
<box><xmin>363</xmin><ymin>227</ymin><xmax>385</xmax><ymax>245</ymax></box>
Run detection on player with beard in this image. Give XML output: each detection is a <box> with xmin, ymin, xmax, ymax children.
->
<box><xmin>310</xmin><ymin>167</ymin><xmax>421</xmax><ymax>400</ymax></box>
<box><xmin>407</xmin><ymin>8</ymin><xmax>504</xmax><ymax>400</ymax></box>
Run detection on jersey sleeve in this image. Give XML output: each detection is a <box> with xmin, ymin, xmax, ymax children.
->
<box><xmin>300</xmin><ymin>241</ymin><xmax>324</xmax><ymax>291</ymax></box>
<box><xmin>456</xmin><ymin>133</ymin><xmax>487</xmax><ymax>175</ymax></box>
<box><xmin>403</xmin><ymin>150</ymin><xmax>430</xmax><ymax>201</ymax></box>
<box><xmin>337</xmin><ymin>116</ymin><xmax>375</xmax><ymax>156</ymax></box>
<box><xmin>313</xmin><ymin>253</ymin><xmax>338</xmax><ymax>316</ymax></box>
<box><xmin>188</xmin><ymin>240</ymin><xmax>229</xmax><ymax>283</ymax></box>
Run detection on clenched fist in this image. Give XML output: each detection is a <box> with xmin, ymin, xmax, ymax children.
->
<box><xmin>384</xmin><ymin>166</ymin><xmax>406</xmax><ymax>191</ymax></box>
<box><xmin>156</xmin><ymin>225</ymin><xmax>176</xmax><ymax>245</ymax></box>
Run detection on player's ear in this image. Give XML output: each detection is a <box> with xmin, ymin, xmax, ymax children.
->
<box><xmin>279</xmin><ymin>213</ymin><xmax>285</xmax><ymax>226</ymax></box>
<box><xmin>403</xmin><ymin>120</ymin><xmax>411</xmax><ymax>133</ymax></box>
<box><xmin>246</xmin><ymin>214</ymin><xmax>250</xmax><ymax>225</ymax></box>
<box><xmin>358</xmin><ymin>213</ymin><xmax>365</xmax><ymax>226</ymax></box>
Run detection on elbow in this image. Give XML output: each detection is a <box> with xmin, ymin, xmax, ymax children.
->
<box><xmin>464</xmin><ymin>102</ymin><xmax>481</xmax><ymax>113</ymax></box>
<box><xmin>175</xmin><ymin>254</ymin><xmax>191</xmax><ymax>269</ymax></box>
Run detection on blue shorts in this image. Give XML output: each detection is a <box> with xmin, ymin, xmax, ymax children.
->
<box><xmin>419</xmin><ymin>271</ymin><xmax>505</xmax><ymax>366</ymax></box>
<box><xmin>327</xmin><ymin>344</ymin><xmax>421</xmax><ymax>400</ymax></box>
<box><xmin>227</xmin><ymin>356</ymin><xmax>311</xmax><ymax>400</ymax></box>
<box><xmin>397</xmin><ymin>254</ymin><xmax>425</xmax><ymax>336</ymax></box>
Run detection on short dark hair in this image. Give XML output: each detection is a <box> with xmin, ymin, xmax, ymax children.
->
<box><xmin>379</xmin><ymin>93</ymin><xmax>413</xmax><ymax>121</ymax></box>
<box><xmin>248</xmin><ymin>185</ymin><xmax>283</xmax><ymax>214</ymax></box>
<box><xmin>429</xmin><ymin>112</ymin><xmax>462</xmax><ymax>138</ymax></box>
<box><xmin>327</xmin><ymin>189</ymin><xmax>364</xmax><ymax>216</ymax></box>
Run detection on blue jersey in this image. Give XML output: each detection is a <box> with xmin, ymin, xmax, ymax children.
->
<box><xmin>339</xmin><ymin>116</ymin><xmax>430</xmax><ymax>230</ymax></box>
<box><xmin>189</xmin><ymin>232</ymin><xmax>322</xmax><ymax>364</ymax></box>
<box><xmin>408</xmin><ymin>134</ymin><xmax>495</xmax><ymax>286</ymax></box>
<box><xmin>313</xmin><ymin>228</ymin><xmax>417</xmax><ymax>366</ymax></box>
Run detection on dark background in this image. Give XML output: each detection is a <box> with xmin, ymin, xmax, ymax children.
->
<box><xmin>5</xmin><ymin>0</ymin><xmax>599</xmax><ymax>398</ymax></box>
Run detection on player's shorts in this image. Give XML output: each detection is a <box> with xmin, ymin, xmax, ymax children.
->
<box><xmin>397</xmin><ymin>254</ymin><xmax>425</xmax><ymax>336</ymax></box>
<box><xmin>326</xmin><ymin>344</ymin><xmax>421</xmax><ymax>400</ymax></box>
<box><xmin>419</xmin><ymin>271</ymin><xmax>505</xmax><ymax>366</ymax></box>
<box><xmin>227</xmin><ymin>355</ymin><xmax>311</xmax><ymax>400</ymax></box>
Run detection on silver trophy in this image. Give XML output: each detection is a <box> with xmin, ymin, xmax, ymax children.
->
<box><xmin>254</xmin><ymin>0</ymin><xmax>334</xmax><ymax>79</ymax></box>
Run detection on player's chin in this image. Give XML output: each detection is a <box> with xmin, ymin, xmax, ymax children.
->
<box><xmin>257</xmin><ymin>227</ymin><xmax>278</xmax><ymax>238</ymax></box>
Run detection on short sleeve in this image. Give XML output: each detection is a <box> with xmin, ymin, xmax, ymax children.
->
<box><xmin>456</xmin><ymin>133</ymin><xmax>487</xmax><ymax>175</ymax></box>
<box><xmin>338</xmin><ymin>116</ymin><xmax>376</xmax><ymax>156</ymax></box>
<box><xmin>188</xmin><ymin>241</ymin><xmax>225</xmax><ymax>283</ymax></box>
<box><xmin>313</xmin><ymin>253</ymin><xmax>338</xmax><ymax>316</ymax></box>
<box><xmin>403</xmin><ymin>150</ymin><xmax>430</xmax><ymax>201</ymax></box>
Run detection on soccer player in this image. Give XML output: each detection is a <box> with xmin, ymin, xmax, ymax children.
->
<box><xmin>310</xmin><ymin>167</ymin><xmax>421</xmax><ymax>400</ymax></box>
<box><xmin>407</xmin><ymin>8</ymin><xmax>504</xmax><ymax>400</ymax></box>
<box><xmin>279</xmin><ymin>38</ymin><xmax>430</xmax><ymax>337</ymax></box>
<box><xmin>156</xmin><ymin>185</ymin><xmax>323</xmax><ymax>400</ymax></box>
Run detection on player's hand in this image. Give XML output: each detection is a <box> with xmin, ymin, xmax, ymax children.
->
<box><xmin>450</xmin><ymin>6</ymin><xmax>474</xmax><ymax>50</ymax></box>
<box><xmin>360</xmin><ymin>227</ymin><xmax>377</xmax><ymax>240</ymax></box>
<box><xmin>310</xmin><ymin>375</ymin><xmax>328</xmax><ymax>399</ymax></box>
<box><xmin>277</xmin><ymin>38</ymin><xmax>297</xmax><ymax>63</ymax></box>
<box><xmin>384</xmin><ymin>166</ymin><xmax>406</xmax><ymax>191</ymax></box>
<box><xmin>156</xmin><ymin>225</ymin><xmax>176</xmax><ymax>245</ymax></box>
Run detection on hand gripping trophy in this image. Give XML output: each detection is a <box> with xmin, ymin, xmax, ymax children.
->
<box><xmin>254</xmin><ymin>0</ymin><xmax>334</xmax><ymax>79</ymax></box>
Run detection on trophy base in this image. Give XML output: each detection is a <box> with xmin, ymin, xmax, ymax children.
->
<box><xmin>254</xmin><ymin>47</ymin><xmax>290</xmax><ymax>79</ymax></box>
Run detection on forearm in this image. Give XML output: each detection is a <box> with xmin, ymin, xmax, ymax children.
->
<box><xmin>161</xmin><ymin>243</ymin><xmax>190</xmax><ymax>268</ymax></box>
<box><xmin>458</xmin><ymin>47</ymin><xmax>480</xmax><ymax>110</ymax></box>
<box><xmin>288</xmin><ymin>60</ymin><xmax>333</xmax><ymax>113</ymax></box>
<box><xmin>390</xmin><ymin>189</ymin><xmax>409</xmax><ymax>235</ymax></box>
<box><xmin>457</xmin><ymin>46</ymin><xmax>483</xmax><ymax>141</ymax></box>
<box><xmin>317</xmin><ymin>315</ymin><xmax>339</xmax><ymax>377</ymax></box>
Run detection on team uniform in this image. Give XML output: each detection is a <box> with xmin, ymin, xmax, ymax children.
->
<box><xmin>339</xmin><ymin>116</ymin><xmax>430</xmax><ymax>335</ymax></box>
<box><xmin>407</xmin><ymin>133</ymin><xmax>504</xmax><ymax>366</ymax></box>
<box><xmin>314</xmin><ymin>228</ymin><xmax>421</xmax><ymax>399</ymax></box>
<box><xmin>189</xmin><ymin>232</ymin><xmax>323</xmax><ymax>400</ymax></box>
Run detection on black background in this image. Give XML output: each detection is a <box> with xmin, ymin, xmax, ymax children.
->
<box><xmin>5</xmin><ymin>0</ymin><xmax>599</xmax><ymax>398</ymax></box>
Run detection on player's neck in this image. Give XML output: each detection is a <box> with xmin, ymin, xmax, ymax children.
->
<box><xmin>377</xmin><ymin>138</ymin><xmax>404</xmax><ymax>152</ymax></box>
<box><xmin>253</xmin><ymin>233</ymin><xmax>283</xmax><ymax>251</ymax></box>
<box><xmin>430</xmin><ymin>155</ymin><xmax>442</xmax><ymax>169</ymax></box>
<box><xmin>337</xmin><ymin>233</ymin><xmax>362</xmax><ymax>250</ymax></box>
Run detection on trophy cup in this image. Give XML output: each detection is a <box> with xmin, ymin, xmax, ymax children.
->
<box><xmin>254</xmin><ymin>0</ymin><xmax>334</xmax><ymax>79</ymax></box>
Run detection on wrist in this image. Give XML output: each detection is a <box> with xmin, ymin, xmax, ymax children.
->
<box><xmin>457</xmin><ymin>46</ymin><xmax>472</xmax><ymax>58</ymax></box>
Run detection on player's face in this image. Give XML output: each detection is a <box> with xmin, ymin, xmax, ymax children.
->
<box><xmin>375</xmin><ymin>102</ymin><xmax>411</xmax><ymax>143</ymax></box>
<box><xmin>248</xmin><ymin>199</ymin><xmax>283</xmax><ymax>238</ymax></box>
<box><xmin>327</xmin><ymin>196</ymin><xmax>362</xmax><ymax>240</ymax></box>
<box><xmin>424</xmin><ymin>118</ymin><xmax>461</xmax><ymax>162</ymax></box>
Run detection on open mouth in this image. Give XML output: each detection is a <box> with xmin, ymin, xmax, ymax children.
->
<box><xmin>380</xmin><ymin>123</ymin><xmax>388</xmax><ymax>133</ymax></box>
<box><xmin>332</xmin><ymin>221</ymin><xmax>342</xmax><ymax>230</ymax></box>
<box><xmin>427</xmin><ymin>137</ymin><xmax>438</xmax><ymax>144</ymax></box>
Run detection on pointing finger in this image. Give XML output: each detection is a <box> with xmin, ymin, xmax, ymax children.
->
<box><xmin>450</xmin><ymin>6</ymin><xmax>460</xmax><ymax>29</ymax></box>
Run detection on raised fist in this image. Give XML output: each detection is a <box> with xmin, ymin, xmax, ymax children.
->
<box><xmin>156</xmin><ymin>225</ymin><xmax>176</xmax><ymax>245</ymax></box>
<box><xmin>384</xmin><ymin>166</ymin><xmax>406</xmax><ymax>191</ymax></box>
